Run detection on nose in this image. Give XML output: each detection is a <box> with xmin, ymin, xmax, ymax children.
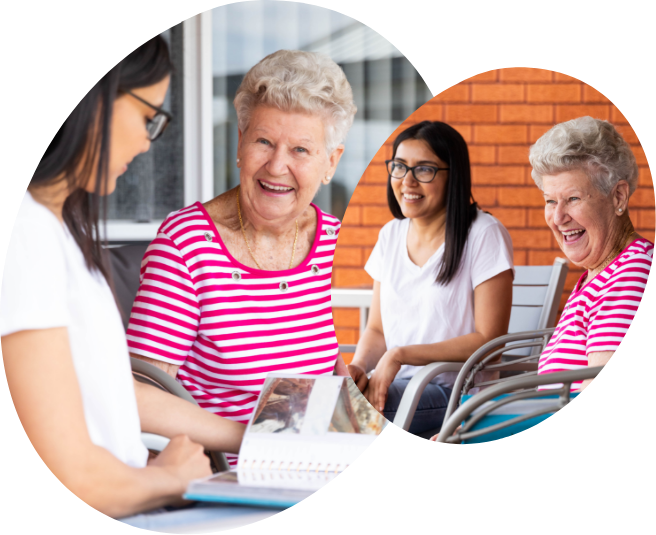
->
<box><xmin>552</xmin><ymin>201</ymin><xmax>570</xmax><ymax>227</ymax></box>
<box><xmin>401</xmin><ymin>170</ymin><xmax>418</xmax><ymax>187</ymax></box>
<box><xmin>266</xmin><ymin>145</ymin><xmax>290</xmax><ymax>177</ymax></box>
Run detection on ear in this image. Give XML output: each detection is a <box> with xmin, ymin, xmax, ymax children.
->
<box><xmin>236</xmin><ymin>128</ymin><xmax>243</xmax><ymax>167</ymax></box>
<box><xmin>612</xmin><ymin>180</ymin><xmax>630</xmax><ymax>215</ymax></box>
<box><xmin>323</xmin><ymin>144</ymin><xmax>345</xmax><ymax>185</ymax></box>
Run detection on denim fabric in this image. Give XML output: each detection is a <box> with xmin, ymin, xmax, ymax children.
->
<box><xmin>382</xmin><ymin>378</ymin><xmax>452</xmax><ymax>435</ymax></box>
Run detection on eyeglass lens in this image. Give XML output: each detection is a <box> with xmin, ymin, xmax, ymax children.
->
<box><xmin>388</xmin><ymin>161</ymin><xmax>436</xmax><ymax>182</ymax></box>
<box><xmin>147</xmin><ymin>114</ymin><xmax>169</xmax><ymax>141</ymax></box>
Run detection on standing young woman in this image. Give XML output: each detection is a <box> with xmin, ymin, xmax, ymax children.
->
<box><xmin>347</xmin><ymin>121</ymin><xmax>515</xmax><ymax>435</ymax></box>
<box><xmin>1</xmin><ymin>37</ymin><xmax>244</xmax><ymax>518</ymax></box>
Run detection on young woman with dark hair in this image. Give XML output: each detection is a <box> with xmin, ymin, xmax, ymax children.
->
<box><xmin>347</xmin><ymin>121</ymin><xmax>515</xmax><ymax>436</ymax></box>
<box><xmin>1</xmin><ymin>36</ymin><xmax>244</xmax><ymax>517</ymax></box>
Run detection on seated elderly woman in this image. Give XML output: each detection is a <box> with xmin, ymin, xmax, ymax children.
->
<box><xmin>126</xmin><ymin>50</ymin><xmax>356</xmax><ymax>465</ymax></box>
<box><xmin>529</xmin><ymin>116</ymin><xmax>652</xmax><ymax>391</ymax></box>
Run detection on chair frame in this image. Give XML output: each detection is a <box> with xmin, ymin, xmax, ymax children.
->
<box><xmin>132</xmin><ymin>358</ymin><xmax>231</xmax><ymax>473</ymax></box>
<box><xmin>435</xmin><ymin>366</ymin><xmax>603</xmax><ymax>443</ymax></box>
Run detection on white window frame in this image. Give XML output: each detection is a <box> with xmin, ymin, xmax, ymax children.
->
<box><xmin>105</xmin><ymin>12</ymin><xmax>213</xmax><ymax>241</ymax></box>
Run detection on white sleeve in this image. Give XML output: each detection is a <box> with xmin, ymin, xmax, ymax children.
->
<box><xmin>469</xmin><ymin>218</ymin><xmax>515</xmax><ymax>289</ymax></box>
<box><xmin>363</xmin><ymin>223</ymin><xmax>390</xmax><ymax>282</ymax></box>
<box><xmin>0</xmin><ymin>211</ymin><xmax>70</xmax><ymax>336</ymax></box>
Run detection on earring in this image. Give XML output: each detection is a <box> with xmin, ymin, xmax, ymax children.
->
<box><xmin>326</xmin><ymin>175</ymin><xmax>331</xmax><ymax>181</ymax></box>
<box><xmin>618</xmin><ymin>208</ymin><xmax>623</xmax><ymax>213</ymax></box>
<box><xmin>236</xmin><ymin>158</ymin><xmax>240</xmax><ymax>164</ymax></box>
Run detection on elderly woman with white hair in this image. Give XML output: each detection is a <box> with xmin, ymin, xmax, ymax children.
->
<box><xmin>530</xmin><ymin>116</ymin><xmax>652</xmax><ymax>391</ymax></box>
<box><xmin>126</xmin><ymin>50</ymin><xmax>356</xmax><ymax>465</ymax></box>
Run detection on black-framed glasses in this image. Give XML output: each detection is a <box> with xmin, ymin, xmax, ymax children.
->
<box><xmin>385</xmin><ymin>159</ymin><xmax>449</xmax><ymax>183</ymax></box>
<box><xmin>125</xmin><ymin>90</ymin><xmax>172</xmax><ymax>141</ymax></box>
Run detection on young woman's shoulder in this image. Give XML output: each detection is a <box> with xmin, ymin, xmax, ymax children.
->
<box><xmin>468</xmin><ymin>209</ymin><xmax>511</xmax><ymax>241</ymax></box>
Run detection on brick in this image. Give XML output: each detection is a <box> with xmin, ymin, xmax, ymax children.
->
<box><xmin>433</xmin><ymin>84</ymin><xmax>469</xmax><ymax>102</ymax></box>
<box><xmin>488</xmin><ymin>207</ymin><xmax>526</xmax><ymax>227</ymax></box>
<box><xmin>450</xmin><ymin>124</ymin><xmax>473</xmax><ymax>143</ymax></box>
<box><xmin>335</xmin><ymin>328</ymin><xmax>358</xmax><ymax>345</ymax></box>
<box><xmin>332</xmin><ymin>308</ymin><xmax>360</xmax><ymax>328</ymax></box>
<box><xmin>582</xmin><ymin>85</ymin><xmax>611</xmax><ymax>103</ymax></box>
<box><xmin>628</xmin><ymin>210</ymin><xmax>639</xmax><ymax>229</ymax></box>
<box><xmin>528</xmin><ymin>250</ymin><xmax>565</xmax><ymax>266</ymax></box>
<box><xmin>498</xmin><ymin>186</ymin><xmax>545</xmax><ymax>207</ymax></box>
<box><xmin>513</xmin><ymin>250</ymin><xmax>527</xmax><ymax>265</ymax></box>
<box><xmin>553</xmin><ymin>72</ymin><xmax>580</xmax><ymax>83</ymax></box>
<box><xmin>529</xmin><ymin>124</ymin><xmax>553</xmax><ymax>142</ymax></box>
<box><xmin>474</xmin><ymin>125</ymin><xmax>527</xmax><ymax>144</ymax></box>
<box><xmin>631</xmin><ymin>146</ymin><xmax>648</xmax><ymax>166</ymax></box>
<box><xmin>407</xmin><ymin>103</ymin><xmax>443</xmax><ymax>122</ymax></box>
<box><xmin>348</xmin><ymin>185</ymin><xmax>387</xmax><ymax>205</ymax></box>
<box><xmin>642</xmin><ymin>230</ymin><xmax>655</xmax><ymax>243</ymax></box>
<box><xmin>508</xmin><ymin>229</ymin><xmax>552</xmax><ymax>248</ymax></box>
<box><xmin>445</xmin><ymin>104</ymin><xmax>497</xmax><ymax>123</ymax></box>
<box><xmin>340</xmin><ymin>352</ymin><xmax>355</xmax><ymax>365</ymax></box>
<box><xmin>610</xmin><ymin>105</ymin><xmax>629</xmax><ymax>124</ymax></box>
<box><xmin>465</xmin><ymin>70</ymin><xmax>498</xmax><ymax>82</ymax></box>
<box><xmin>472</xmin><ymin>186</ymin><xmax>497</xmax><ymax>206</ymax></box>
<box><xmin>616</xmin><ymin>125</ymin><xmax>640</xmax><ymax>144</ymax></box>
<box><xmin>630</xmin><ymin>188</ymin><xmax>655</xmax><ymax>208</ymax></box>
<box><xmin>360</xmin><ymin>163</ymin><xmax>388</xmax><ymax>184</ymax></box>
<box><xmin>528</xmin><ymin>207</ymin><xmax>548</xmax><ymax>227</ymax></box>
<box><xmin>638</xmin><ymin>167</ymin><xmax>652</xmax><ymax>187</ymax></box>
<box><xmin>472</xmin><ymin>166</ymin><xmax>524</xmax><ymax>185</ymax></box>
<box><xmin>498</xmin><ymin>145</ymin><xmax>530</xmax><ymax>164</ymax></box>
<box><xmin>469</xmin><ymin>145</ymin><xmax>496</xmax><ymax>164</ymax></box>
<box><xmin>527</xmin><ymin>84</ymin><xmax>581</xmax><ymax>103</ymax></box>
<box><xmin>555</xmin><ymin>104</ymin><xmax>610</xmax><ymax>122</ymax></box>
<box><xmin>362</xmin><ymin>206</ymin><xmax>394</xmax><ymax>226</ymax></box>
<box><xmin>335</xmin><ymin>227</ymin><xmax>380</xmax><ymax>246</ymax></box>
<box><xmin>333</xmin><ymin>268</ymin><xmax>374</xmax><ymax>288</ymax></box>
<box><xmin>499</xmin><ymin>104</ymin><xmax>553</xmax><ymax>123</ymax></box>
<box><xmin>565</xmin><ymin>270</ymin><xmax>584</xmax><ymax>291</ymax></box>
<box><xmin>341</xmin><ymin>205</ymin><xmax>361</xmax><ymax>225</ymax></box>
<box><xmin>471</xmin><ymin>84</ymin><xmax>525</xmax><ymax>102</ymax></box>
<box><xmin>499</xmin><ymin>68</ymin><xmax>553</xmax><ymax>82</ymax></box>
<box><xmin>333</xmin><ymin>246</ymin><xmax>362</xmax><ymax>267</ymax></box>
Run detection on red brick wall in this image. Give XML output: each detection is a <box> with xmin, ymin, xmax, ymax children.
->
<box><xmin>333</xmin><ymin>68</ymin><xmax>654</xmax><ymax>357</ymax></box>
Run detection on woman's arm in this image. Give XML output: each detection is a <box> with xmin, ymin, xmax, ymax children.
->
<box><xmin>579</xmin><ymin>351</ymin><xmax>613</xmax><ymax>390</ymax></box>
<box><xmin>347</xmin><ymin>281</ymin><xmax>387</xmax><ymax>391</ymax></box>
<box><xmin>2</xmin><ymin>328</ymin><xmax>212</xmax><ymax>518</ymax></box>
<box><xmin>131</xmin><ymin>353</ymin><xmax>180</xmax><ymax>378</ymax></box>
<box><xmin>366</xmin><ymin>269</ymin><xmax>514</xmax><ymax>411</ymax></box>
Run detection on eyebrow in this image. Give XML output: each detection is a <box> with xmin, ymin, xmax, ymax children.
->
<box><xmin>250</xmin><ymin>128</ymin><xmax>317</xmax><ymax>145</ymax></box>
<box><xmin>395</xmin><ymin>157</ymin><xmax>440</xmax><ymax>165</ymax></box>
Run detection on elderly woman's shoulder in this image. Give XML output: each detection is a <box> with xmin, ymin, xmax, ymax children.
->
<box><xmin>617</xmin><ymin>238</ymin><xmax>654</xmax><ymax>268</ymax></box>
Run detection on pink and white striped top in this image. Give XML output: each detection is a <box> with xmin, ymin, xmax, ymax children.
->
<box><xmin>539</xmin><ymin>239</ymin><xmax>653</xmax><ymax>390</ymax></box>
<box><xmin>126</xmin><ymin>202</ymin><xmax>341</xmax><ymax>464</ymax></box>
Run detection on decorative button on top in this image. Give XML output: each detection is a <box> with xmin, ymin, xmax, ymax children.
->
<box><xmin>231</xmin><ymin>271</ymin><xmax>241</xmax><ymax>281</ymax></box>
<box><xmin>204</xmin><ymin>232</ymin><xmax>213</xmax><ymax>242</ymax></box>
<box><xmin>326</xmin><ymin>227</ymin><xmax>335</xmax><ymax>236</ymax></box>
<box><xmin>311</xmin><ymin>265</ymin><xmax>320</xmax><ymax>275</ymax></box>
<box><xmin>279</xmin><ymin>281</ymin><xmax>289</xmax><ymax>292</ymax></box>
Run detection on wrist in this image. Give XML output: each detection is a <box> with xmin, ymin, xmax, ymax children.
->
<box><xmin>387</xmin><ymin>346</ymin><xmax>406</xmax><ymax>366</ymax></box>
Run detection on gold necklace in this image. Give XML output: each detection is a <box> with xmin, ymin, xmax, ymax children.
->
<box><xmin>585</xmin><ymin>219</ymin><xmax>635</xmax><ymax>283</ymax></box>
<box><xmin>236</xmin><ymin>187</ymin><xmax>298</xmax><ymax>270</ymax></box>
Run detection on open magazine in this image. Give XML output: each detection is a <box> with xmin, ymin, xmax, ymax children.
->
<box><xmin>184</xmin><ymin>374</ymin><xmax>386</xmax><ymax>508</ymax></box>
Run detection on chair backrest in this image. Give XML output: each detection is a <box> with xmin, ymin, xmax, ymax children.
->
<box><xmin>107</xmin><ymin>243</ymin><xmax>150</xmax><ymax>329</ymax></box>
<box><xmin>332</xmin><ymin>259</ymin><xmax>568</xmax><ymax>355</ymax></box>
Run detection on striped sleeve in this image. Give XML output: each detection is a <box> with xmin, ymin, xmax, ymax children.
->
<box><xmin>585</xmin><ymin>251</ymin><xmax>651</xmax><ymax>354</ymax></box>
<box><xmin>126</xmin><ymin>230</ymin><xmax>200</xmax><ymax>365</ymax></box>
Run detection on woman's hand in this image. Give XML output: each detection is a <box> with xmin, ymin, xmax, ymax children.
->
<box><xmin>148</xmin><ymin>435</ymin><xmax>212</xmax><ymax>487</ymax></box>
<box><xmin>347</xmin><ymin>363</ymin><xmax>369</xmax><ymax>392</ymax></box>
<box><xmin>365</xmin><ymin>347</ymin><xmax>403</xmax><ymax>413</ymax></box>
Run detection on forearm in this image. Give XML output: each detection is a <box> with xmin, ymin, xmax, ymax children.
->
<box><xmin>394</xmin><ymin>331</ymin><xmax>495</xmax><ymax>367</ymax></box>
<box><xmin>350</xmin><ymin>327</ymin><xmax>387</xmax><ymax>373</ymax></box>
<box><xmin>134</xmin><ymin>380</ymin><xmax>245</xmax><ymax>454</ymax></box>
<box><xmin>131</xmin><ymin>352</ymin><xmax>180</xmax><ymax>379</ymax></box>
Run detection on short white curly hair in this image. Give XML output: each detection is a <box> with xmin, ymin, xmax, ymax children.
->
<box><xmin>233</xmin><ymin>49</ymin><xmax>357</xmax><ymax>154</ymax></box>
<box><xmin>529</xmin><ymin>116</ymin><xmax>638</xmax><ymax>196</ymax></box>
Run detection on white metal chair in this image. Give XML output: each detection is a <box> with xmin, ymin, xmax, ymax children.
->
<box><xmin>331</xmin><ymin>258</ymin><xmax>569</xmax><ymax>432</ymax></box>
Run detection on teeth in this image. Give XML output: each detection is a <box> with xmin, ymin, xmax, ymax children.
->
<box><xmin>562</xmin><ymin>229</ymin><xmax>584</xmax><ymax>236</ymax></box>
<box><xmin>404</xmin><ymin>194</ymin><xmax>423</xmax><ymax>200</ymax></box>
<box><xmin>260</xmin><ymin>181</ymin><xmax>293</xmax><ymax>192</ymax></box>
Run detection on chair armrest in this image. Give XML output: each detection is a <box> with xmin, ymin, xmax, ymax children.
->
<box><xmin>141</xmin><ymin>432</ymin><xmax>171</xmax><ymax>452</ymax></box>
<box><xmin>436</xmin><ymin>366</ymin><xmax>603</xmax><ymax>442</ymax></box>
<box><xmin>392</xmin><ymin>362</ymin><xmax>464</xmax><ymax>431</ymax></box>
<box><xmin>131</xmin><ymin>357</ymin><xmax>198</xmax><ymax>406</ymax></box>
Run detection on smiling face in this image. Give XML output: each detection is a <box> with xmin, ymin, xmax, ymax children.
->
<box><xmin>84</xmin><ymin>75</ymin><xmax>171</xmax><ymax>196</ymax></box>
<box><xmin>390</xmin><ymin>138</ymin><xmax>449</xmax><ymax>222</ymax></box>
<box><xmin>237</xmin><ymin>106</ymin><xmax>343</xmax><ymax>224</ymax></box>
<box><xmin>542</xmin><ymin>169</ymin><xmax>625</xmax><ymax>270</ymax></box>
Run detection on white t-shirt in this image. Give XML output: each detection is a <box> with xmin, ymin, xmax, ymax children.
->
<box><xmin>365</xmin><ymin>210</ymin><xmax>514</xmax><ymax>386</ymax></box>
<box><xmin>0</xmin><ymin>192</ymin><xmax>148</xmax><ymax>468</ymax></box>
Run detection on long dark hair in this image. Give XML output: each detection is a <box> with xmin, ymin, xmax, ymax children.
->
<box><xmin>387</xmin><ymin>121</ymin><xmax>478</xmax><ymax>285</ymax></box>
<box><xmin>31</xmin><ymin>36</ymin><xmax>172</xmax><ymax>279</ymax></box>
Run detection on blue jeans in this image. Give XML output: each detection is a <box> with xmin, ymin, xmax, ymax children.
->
<box><xmin>382</xmin><ymin>378</ymin><xmax>453</xmax><ymax>436</ymax></box>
